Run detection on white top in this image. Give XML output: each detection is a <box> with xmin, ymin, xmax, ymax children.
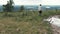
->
<box><xmin>38</xmin><ymin>5</ymin><xmax>42</xmax><ymax>11</ymax></box>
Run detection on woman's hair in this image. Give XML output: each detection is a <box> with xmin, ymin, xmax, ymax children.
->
<box><xmin>40</xmin><ymin>4</ymin><xmax>42</xmax><ymax>6</ymax></box>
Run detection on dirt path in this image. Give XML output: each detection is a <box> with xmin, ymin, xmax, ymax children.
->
<box><xmin>51</xmin><ymin>24</ymin><xmax>60</xmax><ymax>34</ymax></box>
<box><xmin>44</xmin><ymin>15</ymin><xmax>60</xmax><ymax>34</ymax></box>
<box><xmin>49</xmin><ymin>15</ymin><xmax>60</xmax><ymax>34</ymax></box>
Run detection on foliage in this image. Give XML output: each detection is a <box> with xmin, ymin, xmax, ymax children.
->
<box><xmin>0</xmin><ymin>11</ymin><xmax>54</xmax><ymax>34</ymax></box>
<box><xmin>3</xmin><ymin>0</ymin><xmax>14</xmax><ymax>12</ymax></box>
<box><xmin>20</xmin><ymin>5</ymin><xmax>24</xmax><ymax>11</ymax></box>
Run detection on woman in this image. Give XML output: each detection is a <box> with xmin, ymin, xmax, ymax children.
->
<box><xmin>38</xmin><ymin>4</ymin><xmax>42</xmax><ymax>16</ymax></box>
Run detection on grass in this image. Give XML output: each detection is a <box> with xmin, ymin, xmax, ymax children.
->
<box><xmin>0</xmin><ymin>10</ymin><xmax>60</xmax><ymax>34</ymax></box>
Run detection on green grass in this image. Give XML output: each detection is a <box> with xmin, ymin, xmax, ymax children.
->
<box><xmin>0</xmin><ymin>10</ymin><xmax>60</xmax><ymax>34</ymax></box>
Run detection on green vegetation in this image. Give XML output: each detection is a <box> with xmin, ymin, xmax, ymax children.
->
<box><xmin>0</xmin><ymin>10</ymin><xmax>56</xmax><ymax>34</ymax></box>
<box><xmin>42</xmin><ymin>10</ymin><xmax>60</xmax><ymax>18</ymax></box>
<box><xmin>0</xmin><ymin>9</ymin><xmax>60</xmax><ymax>34</ymax></box>
<box><xmin>20</xmin><ymin>5</ymin><xmax>24</xmax><ymax>11</ymax></box>
<box><xmin>1</xmin><ymin>0</ymin><xmax>59</xmax><ymax>34</ymax></box>
<box><xmin>3</xmin><ymin>0</ymin><xmax>14</xmax><ymax>12</ymax></box>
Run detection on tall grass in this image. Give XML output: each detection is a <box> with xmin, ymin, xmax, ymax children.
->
<box><xmin>0</xmin><ymin>10</ymin><xmax>59</xmax><ymax>34</ymax></box>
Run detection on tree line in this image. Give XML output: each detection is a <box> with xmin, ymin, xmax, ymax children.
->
<box><xmin>3</xmin><ymin>0</ymin><xmax>24</xmax><ymax>12</ymax></box>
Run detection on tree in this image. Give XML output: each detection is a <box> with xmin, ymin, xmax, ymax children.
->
<box><xmin>3</xmin><ymin>0</ymin><xmax>14</xmax><ymax>12</ymax></box>
<box><xmin>20</xmin><ymin>5</ymin><xmax>24</xmax><ymax>11</ymax></box>
<box><xmin>9</xmin><ymin>0</ymin><xmax>14</xmax><ymax>11</ymax></box>
<box><xmin>2</xmin><ymin>0</ymin><xmax>14</xmax><ymax>17</ymax></box>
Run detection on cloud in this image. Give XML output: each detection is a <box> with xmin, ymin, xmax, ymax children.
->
<box><xmin>0</xmin><ymin>0</ymin><xmax>60</xmax><ymax>5</ymax></box>
<box><xmin>42</xmin><ymin>0</ymin><xmax>60</xmax><ymax>5</ymax></box>
<box><xmin>0</xmin><ymin>0</ymin><xmax>41</xmax><ymax>5</ymax></box>
<box><xmin>0</xmin><ymin>0</ymin><xmax>9</xmax><ymax>5</ymax></box>
<box><xmin>13</xmin><ymin>0</ymin><xmax>41</xmax><ymax>5</ymax></box>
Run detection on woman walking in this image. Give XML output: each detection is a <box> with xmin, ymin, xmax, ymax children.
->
<box><xmin>38</xmin><ymin>4</ymin><xmax>42</xmax><ymax>16</ymax></box>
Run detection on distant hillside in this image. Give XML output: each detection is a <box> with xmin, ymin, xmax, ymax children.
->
<box><xmin>0</xmin><ymin>5</ymin><xmax>38</xmax><ymax>12</ymax></box>
<box><xmin>42</xmin><ymin>5</ymin><xmax>60</xmax><ymax>11</ymax></box>
<box><xmin>0</xmin><ymin>5</ymin><xmax>60</xmax><ymax>12</ymax></box>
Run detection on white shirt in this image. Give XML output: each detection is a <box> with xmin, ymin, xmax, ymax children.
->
<box><xmin>38</xmin><ymin>6</ymin><xmax>42</xmax><ymax>11</ymax></box>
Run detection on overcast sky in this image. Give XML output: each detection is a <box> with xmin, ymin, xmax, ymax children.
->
<box><xmin>0</xmin><ymin>0</ymin><xmax>60</xmax><ymax>5</ymax></box>
<box><xmin>0</xmin><ymin>0</ymin><xmax>41</xmax><ymax>5</ymax></box>
<box><xmin>42</xmin><ymin>0</ymin><xmax>60</xmax><ymax>5</ymax></box>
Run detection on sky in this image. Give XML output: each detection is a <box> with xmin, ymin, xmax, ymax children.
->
<box><xmin>42</xmin><ymin>0</ymin><xmax>60</xmax><ymax>5</ymax></box>
<box><xmin>0</xmin><ymin>0</ymin><xmax>60</xmax><ymax>5</ymax></box>
<box><xmin>0</xmin><ymin>0</ymin><xmax>41</xmax><ymax>5</ymax></box>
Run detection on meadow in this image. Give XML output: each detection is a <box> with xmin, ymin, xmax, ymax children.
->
<box><xmin>0</xmin><ymin>10</ymin><xmax>60</xmax><ymax>34</ymax></box>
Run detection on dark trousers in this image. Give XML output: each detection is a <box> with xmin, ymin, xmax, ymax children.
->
<box><xmin>39</xmin><ymin>10</ymin><xmax>42</xmax><ymax>16</ymax></box>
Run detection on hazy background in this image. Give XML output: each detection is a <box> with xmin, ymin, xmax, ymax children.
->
<box><xmin>0</xmin><ymin>0</ymin><xmax>60</xmax><ymax>11</ymax></box>
<box><xmin>0</xmin><ymin>0</ymin><xmax>60</xmax><ymax>5</ymax></box>
<box><xmin>0</xmin><ymin>0</ymin><xmax>41</xmax><ymax>5</ymax></box>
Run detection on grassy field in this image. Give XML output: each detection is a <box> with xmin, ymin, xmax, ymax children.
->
<box><xmin>0</xmin><ymin>10</ymin><xmax>59</xmax><ymax>34</ymax></box>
